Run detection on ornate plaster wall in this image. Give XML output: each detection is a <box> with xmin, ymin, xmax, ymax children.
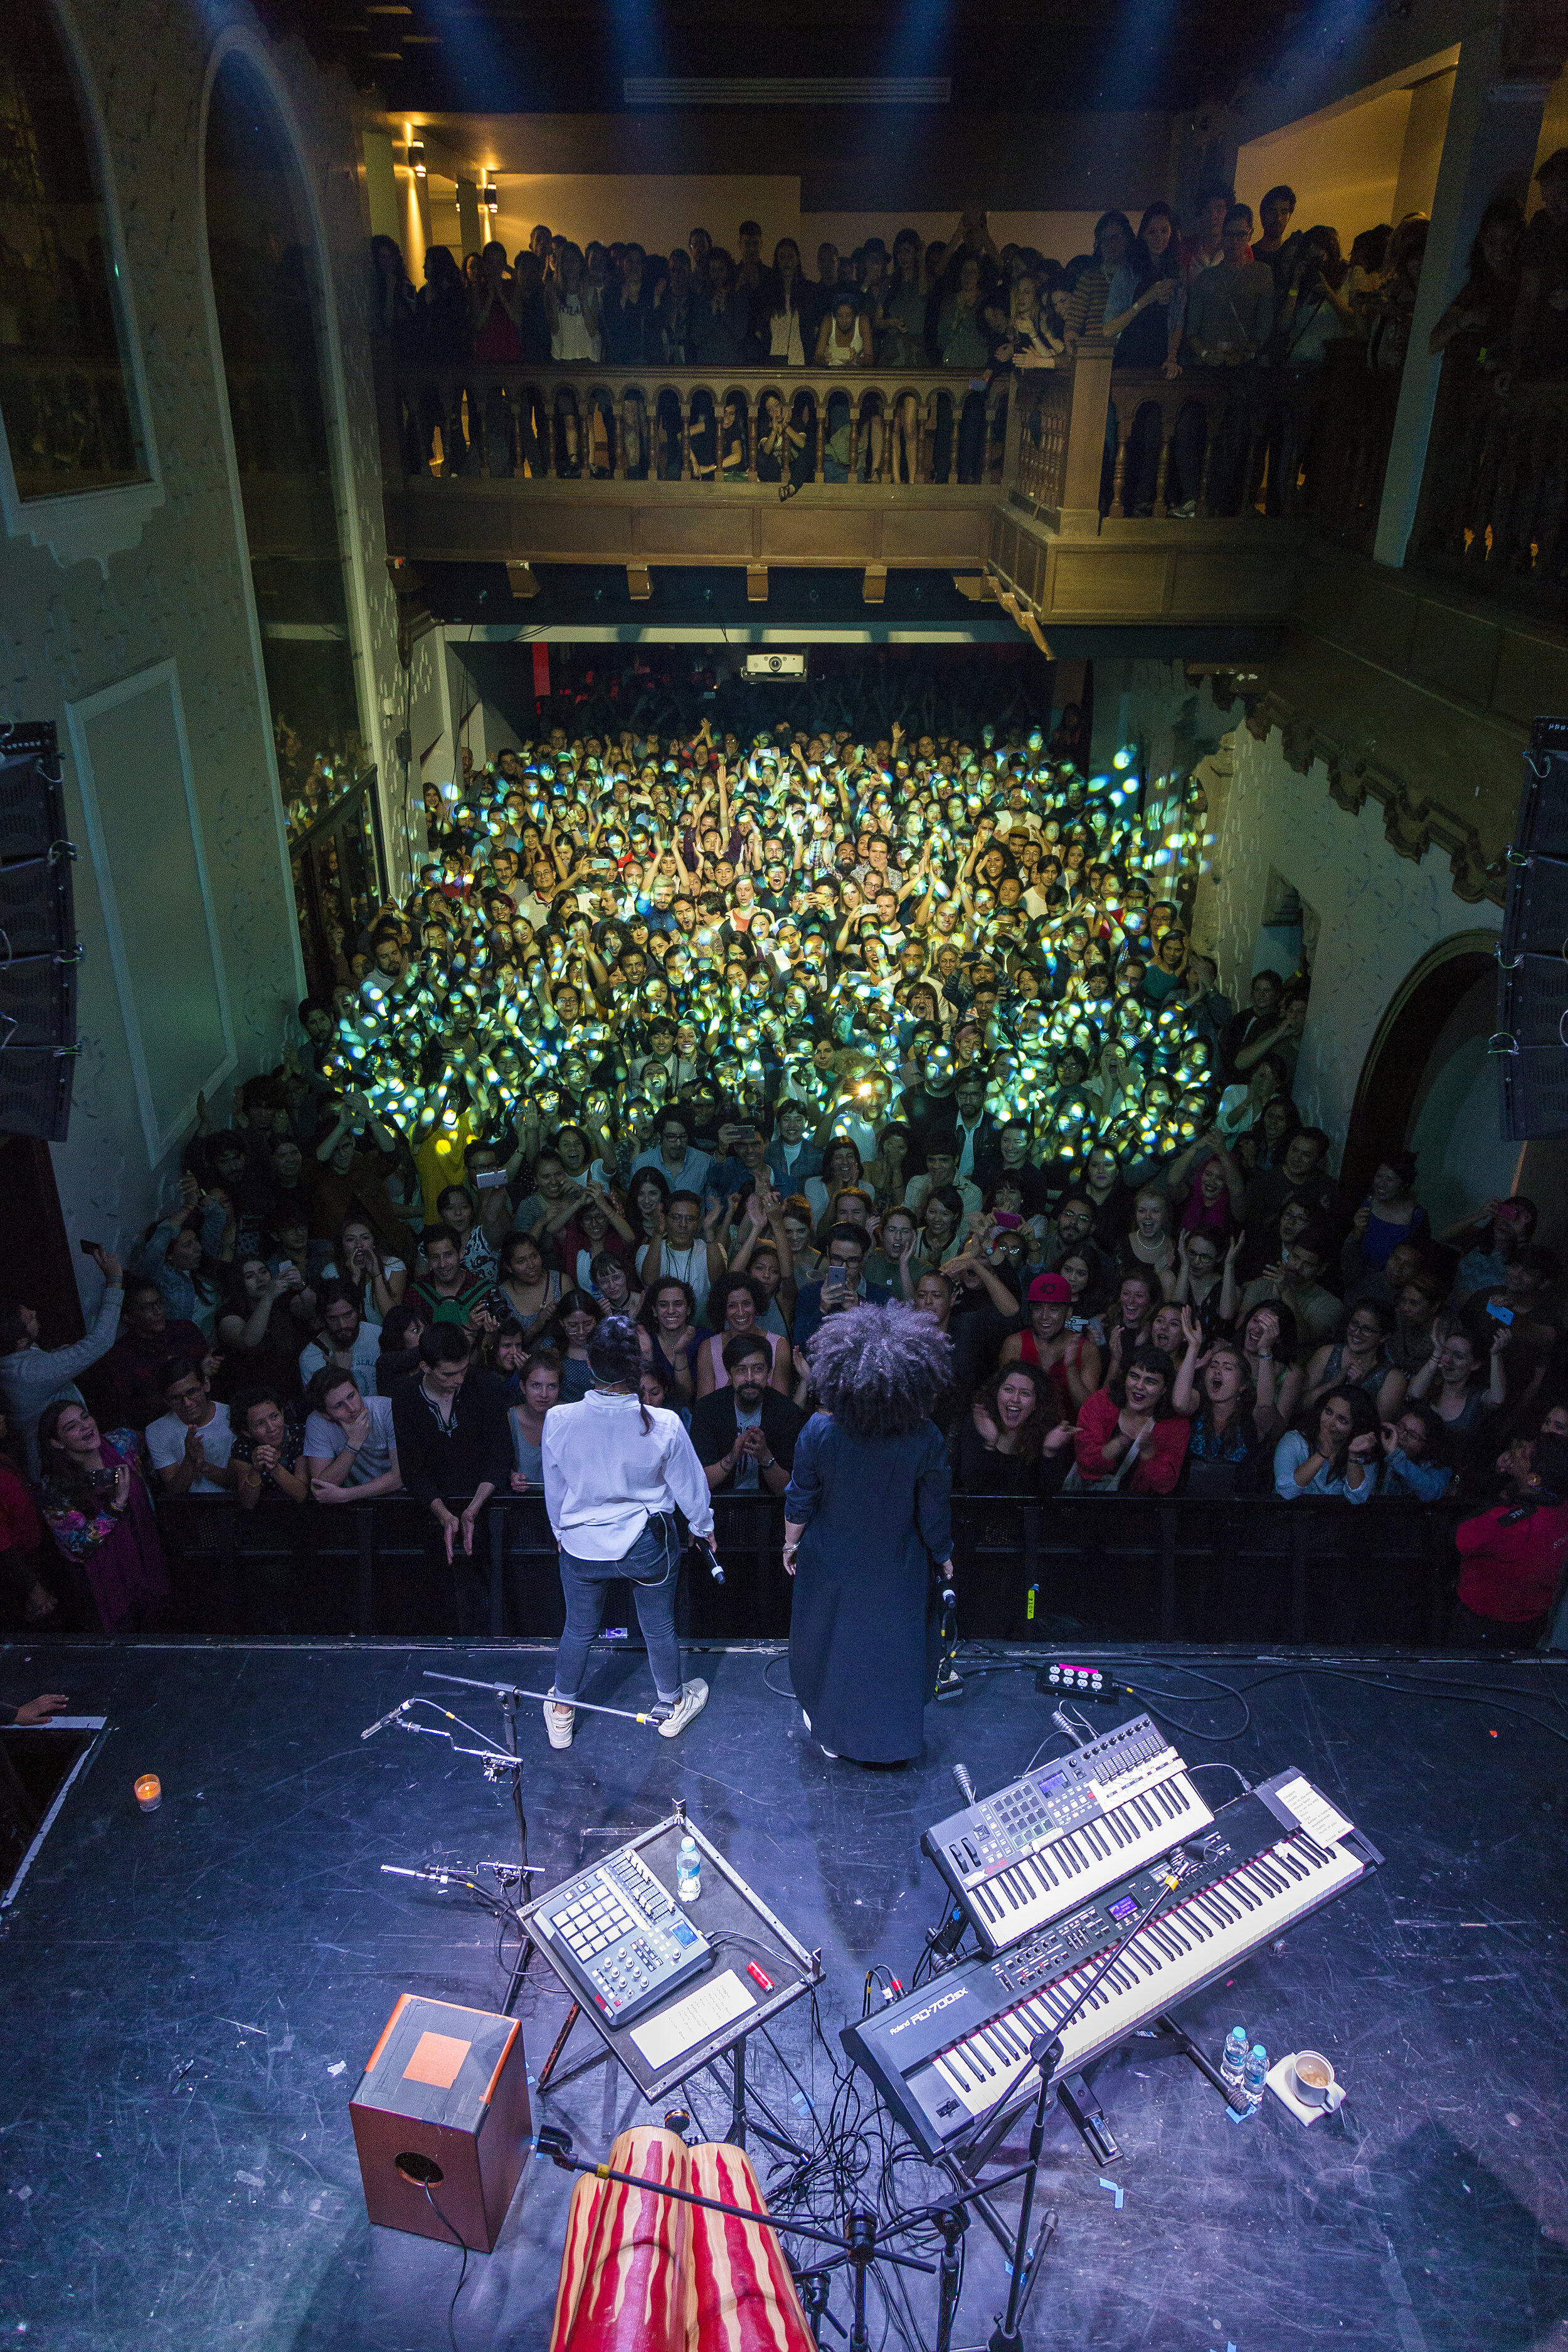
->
<box><xmin>0</xmin><ymin>0</ymin><xmax>403</xmax><ymax>1290</ymax></box>
<box><xmin>1201</xmin><ymin>723</ymin><xmax>1500</xmax><ymax>1156</ymax></box>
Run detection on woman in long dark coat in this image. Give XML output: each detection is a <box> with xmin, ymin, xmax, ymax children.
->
<box><xmin>783</xmin><ymin>1303</ymin><xmax>956</xmax><ymax>1764</ymax></box>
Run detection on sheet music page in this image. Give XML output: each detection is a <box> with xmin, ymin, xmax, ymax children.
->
<box><xmin>631</xmin><ymin>1968</ymin><xmax>753</xmax><ymax>2067</ymax></box>
<box><xmin>1273</xmin><ymin>1774</ymin><xmax>1353</xmax><ymax>1846</ymax></box>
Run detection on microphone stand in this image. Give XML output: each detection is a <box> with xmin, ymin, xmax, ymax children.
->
<box><xmin>984</xmin><ymin>1850</ymin><xmax>1208</xmax><ymax>2351</ymax></box>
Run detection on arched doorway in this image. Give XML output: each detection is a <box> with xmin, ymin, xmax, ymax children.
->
<box><xmin>203</xmin><ymin>50</ymin><xmax>383</xmax><ymax>997</ymax></box>
<box><xmin>1342</xmin><ymin>931</ymin><xmax>1516</xmax><ymax>1231</ymax></box>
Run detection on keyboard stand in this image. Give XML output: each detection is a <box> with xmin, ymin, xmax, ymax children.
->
<box><xmin>938</xmin><ymin>2001</ymin><xmax>1249</xmax><ymax>2257</ymax></box>
<box><xmin>1133</xmin><ymin>2012</ymin><xmax>1252</xmax><ymax>2114</ymax></box>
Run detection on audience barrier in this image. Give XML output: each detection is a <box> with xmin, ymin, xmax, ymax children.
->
<box><xmin>146</xmin><ymin>1492</ymin><xmax>1467</xmax><ymax>1648</ymax></box>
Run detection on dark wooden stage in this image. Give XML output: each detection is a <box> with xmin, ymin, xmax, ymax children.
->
<box><xmin>3</xmin><ymin>1634</ymin><xmax>1566</xmax><ymax>2350</ymax></box>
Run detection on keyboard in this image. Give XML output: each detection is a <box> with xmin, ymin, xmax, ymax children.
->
<box><xmin>846</xmin><ymin>1771</ymin><xmax>1379</xmax><ymax>2158</ymax></box>
<box><xmin>531</xmin><ymin>1849</ymin><xmax>714</xmax><ymax>2028</ymax></box>
<box><xmin>923</xmin><ymin>1712</ymin><xmax>1214</xmax><ymax>1954</ymax></box>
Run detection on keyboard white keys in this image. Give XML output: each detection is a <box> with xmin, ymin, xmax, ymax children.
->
<box><xmin>923</xmin><ymin>1832</ymin><xmax>1365</xmax><ymax>2127</ymax></box>
<box><xmin>958</xmin><ymin>1768</ymin><xmax>1214</xmax><ymax>1949</ymax></box>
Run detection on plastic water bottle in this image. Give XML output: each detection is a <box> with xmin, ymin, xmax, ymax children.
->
<box><xmin>676</xmin><ymin>1836</ymin><xmax>701</xmax><ymax>1903</ymax></box>
<box><xmin>1244</xmin><ymin>2042</ymin><xmax>1268</xmax><ymax>2108</ymax></box>
<box><xmin>1220</xmin><ymin>2025</ymin><xmax>1249</xmax><ymax>2095</ymax></box>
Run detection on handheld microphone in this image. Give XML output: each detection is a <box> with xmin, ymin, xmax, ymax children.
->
<box><xmin>953</xmin><ymin>1762</ymin><xmax>976</xmax><ymax>1808</ymax></box>
<box><xmin>360</xmin><ymin>1700</ymin><xmax>411</xmax><ymax>1742</ymax></box>
<box><xmin>696</xmin><ymin>1538</ymin><xmax>725</xmax><ymax>1586</ymax></box>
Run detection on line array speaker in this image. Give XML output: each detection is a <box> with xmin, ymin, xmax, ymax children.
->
<box><xmin>1496</xmin><ymin>717</ymin><xmax>1568</xmax><ymax>1142</ymax></box>
<box><xmin>0</xmin><ymin>723</ymin><xmax>79</xmax><ymax>1143</ymax></box>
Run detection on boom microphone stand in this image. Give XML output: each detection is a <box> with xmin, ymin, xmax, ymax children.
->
<box><xmin>982</xmin><ymin>1841</ymin><xmax>1222</xmax><ymax>2349</ymax></box>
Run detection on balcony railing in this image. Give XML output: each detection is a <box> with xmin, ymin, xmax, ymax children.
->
<box><xmin>110</xmin><ymin>1491</ymin><xmax>1471</xmax><ymax>1648</ymax></box>
<box><xmin>0</xmin><ymin>351</ymin><xmax>144</xmax><ymax>499</ymax></box>
<box><xmin>1412</xmin><ymin>361</ymin><xmax>1568</xmax><ymax>613</ymax></box>
<box><xmin>381</xmin><ymin>358</ymin><xmax>1011</xmax><ymax>488</ymax></box>
<box><xmin>371</xmin><ymin>332</ymin><xmax>1564</xmax><ymax>628</ymax></box>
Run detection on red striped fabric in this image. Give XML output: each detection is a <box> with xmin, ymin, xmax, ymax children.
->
<box><xmin>548</xmin><ymin>2128</ymin><xmax>815</xmax><ymax>2352</ymax></box>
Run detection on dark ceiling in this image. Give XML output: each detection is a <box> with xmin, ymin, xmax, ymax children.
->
<box><xmin>258</xmin><ymin>0</ymin><xmax>1309</xmax><ymax>117</ymax></box>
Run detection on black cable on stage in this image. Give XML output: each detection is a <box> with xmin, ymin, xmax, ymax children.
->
<box><xmin>762</xmin><ymin>1656</ymin><xmax>797</xmax><ymax>1700</ymax></box>
<box><xmin>421</xmin><ymin>2180</ymin><xmax>471</xmax><ymax>2352</ymax></box>
<box><xmin>1227</xmin><ymin>1659</ymin><xmax>1568</xmax><ymax>1750</ymax></box>
<box><xmin>1019</xmin><ymin>1648</ymin><xmax>1568</xmax><ymax>1751</ymax></box>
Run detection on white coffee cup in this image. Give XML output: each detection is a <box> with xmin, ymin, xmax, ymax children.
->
<box><xmin>1293</xmin><ymin>2050</ymin><xmax>1344</xmax><ymax>2110</ymax></box>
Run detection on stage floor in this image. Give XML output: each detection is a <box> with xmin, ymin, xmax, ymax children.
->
<box><xmin>3</xmin><ymin>1634</ymin><xmax>1567</xmax><ymax>2351</ymax></box>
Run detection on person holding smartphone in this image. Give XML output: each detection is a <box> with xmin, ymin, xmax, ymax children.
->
<box><xmin>791</xmin><ymin>1225</ymin><xmax>891</xmax><ymax>1355</ymax></box>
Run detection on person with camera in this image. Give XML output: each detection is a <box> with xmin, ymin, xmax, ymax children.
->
<box><xmin>791</xmin><ymin>1224</ymin><xmax>891</xmax><ymax>1353</ymax></box>
<box><xmin>541</xmin><ymin>1314</ymin><xmax>717</xmax><ymax>1749</ymax></box>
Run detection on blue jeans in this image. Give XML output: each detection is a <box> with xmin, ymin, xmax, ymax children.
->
<box><xmin>554</xmin><ymin>1513</ymin><xmax>684</xmax><ymax>1706</ymax></box>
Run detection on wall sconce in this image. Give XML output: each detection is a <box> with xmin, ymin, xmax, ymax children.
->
<box><xmin>407</xmin><ymin>140</ymin><xmax>426</xmax><ymax>176</ymax></box>
<box><xmin>482</xmin><ymin>185</ymin><xmax>500</xmax><ymax>211</ymax></box>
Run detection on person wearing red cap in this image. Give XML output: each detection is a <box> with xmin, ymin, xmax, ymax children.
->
<box><xmin>1000</xmin><ymin>1271</ymin><xmax>1102</xmax><ymax>1424</ymax></box>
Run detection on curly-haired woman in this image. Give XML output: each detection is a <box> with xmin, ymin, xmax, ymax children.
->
<box><xmin>783</xmin><ymin>1303</ymin><xmax>956</xmax><ymax>1764</ymax></box>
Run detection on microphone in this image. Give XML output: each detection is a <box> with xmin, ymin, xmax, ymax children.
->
<box><xmin>953</xmin><ymin>1762</ymin><xmax>976</xmax><ymax>1809</ymax></box>
<box><xmin>696</xmin><ymin>1539</ymin><xmax>725</xmax><ymax>1586</ymax></box>
<box><xmin>361</xmin><ymin>1700</ymin><xmax>411</xmax><ymax>1742</ymax></box>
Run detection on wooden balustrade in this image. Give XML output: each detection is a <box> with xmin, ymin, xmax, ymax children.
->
<box><xmin>1412</xmin><ymin>361</ymin><xmax>1568</xmax><ymax>612</ymax></box>
<box><xmin>1012</xmin><ymin>368</ymin><xmax>1073</xmax><ymax>511</ymax></box>
<box><xmin>0</xmin><ymin>351</ymin><xmax>142</xmax><ymax>498</ymax></box>
<box><xmin>378</xmin><ymin>356</ymin><xmax>1012</xmax><ymax>490</ymax></box>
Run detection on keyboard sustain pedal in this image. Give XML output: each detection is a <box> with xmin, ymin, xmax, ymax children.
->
<box><xmin>1055</xmin><ymin>2071</ymin><xmax>1121</xmax><ymax>2168</ymax></box>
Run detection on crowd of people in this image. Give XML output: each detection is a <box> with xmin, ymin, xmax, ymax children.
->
<box><xmin>370</xmin><ymin>159</ymin><xmax>1568</xmax><ymax>504</ymax></box>
<box><xmin>2</xmin><ymin>705</ymin><xmax>1564</xmax><ymax>1651</ymax></box>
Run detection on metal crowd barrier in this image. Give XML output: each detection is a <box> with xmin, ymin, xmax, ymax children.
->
<box><xmin>149</xmin><ymin>1493</ymin><xmax>1467</xmax><ymax>1648</ymax></box>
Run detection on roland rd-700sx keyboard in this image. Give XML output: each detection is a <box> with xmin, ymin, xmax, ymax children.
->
<box><xmin>845</xmin><ymin>1768</ymin><xmax>1380</xmax><ymax>2159</ymax></box>
<box><xmin>921</xmin><ymin>1711</ymin><xmax>1216</xmax><ymax>1956</ymax></box>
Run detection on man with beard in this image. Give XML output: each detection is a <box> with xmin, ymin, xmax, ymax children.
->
<box><xmin>690</xmin><ymin>1333</ymin><xmax>803</xmax><ymax>1495</ymax></box>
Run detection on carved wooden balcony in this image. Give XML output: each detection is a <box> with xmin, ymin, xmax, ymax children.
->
<box><xmin>376</xmin><ymin>354</ymin><xmax>1009</xmax><ymax>583</ymax></box>
<box><xmin>987</xmin><ymin>339</ymin><xmax>1409</xmax><ymax>628</ymax></box>
<box><xmin>1412</xmin><ymin>361</ymin><xmax>1568</xmax><ymax>619</ymax></box>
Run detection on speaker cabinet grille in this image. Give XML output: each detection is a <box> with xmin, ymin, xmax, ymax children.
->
<box><xmin>0</xmin><ymin>724</ymin><xmax>77</xmax><ymax>1142</ymax></box>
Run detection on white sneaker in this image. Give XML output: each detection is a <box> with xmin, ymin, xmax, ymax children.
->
<box><xmin>657</xmin><ymin>1679</ymin><xmax>709</xmax><ymax>1739</ymax></box>
<box><xmin>544</xmin><ymin>1689</ymin><xmax>575</xmax><ymax>1749</ymax></box>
